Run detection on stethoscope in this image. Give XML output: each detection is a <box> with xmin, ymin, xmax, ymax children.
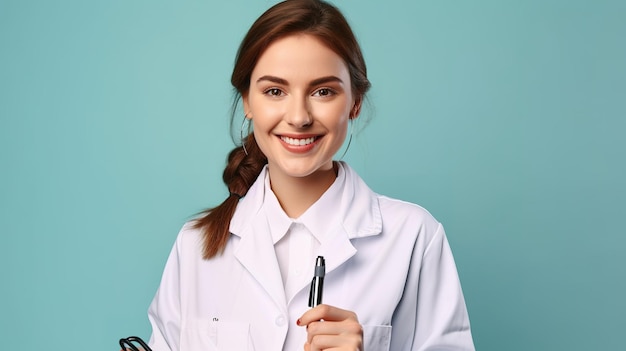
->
<box><xmin>119</xmin><ymin>336</ymin><xmax>153</xmax><ymax>351</ymax></box>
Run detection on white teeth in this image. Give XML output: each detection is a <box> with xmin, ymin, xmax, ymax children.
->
<box><xmin>281</xmin><ymin>136</ymin><xmax>316</xmax><ymax>146</ymax></box>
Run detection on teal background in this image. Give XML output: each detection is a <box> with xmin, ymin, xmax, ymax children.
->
<box><xmin>1</xmin><ymin>0</ymin><xmax>624</xmax><ymax>350</ymax></box>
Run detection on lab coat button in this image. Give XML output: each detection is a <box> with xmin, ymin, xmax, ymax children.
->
<box><xmin>275</xmin><ymin>315</ymin><xmax>286</xmax><ymax>326</ymax></box>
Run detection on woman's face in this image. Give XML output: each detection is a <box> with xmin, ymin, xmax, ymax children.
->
<box><xmin>243</xmin><ymin>34</ymin><xmax>358</xmax><ymax>182</ymax></box>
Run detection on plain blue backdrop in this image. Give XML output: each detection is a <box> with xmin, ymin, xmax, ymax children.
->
<box><xmin>1</xmin><ymin>0</ymin><xmax>624</xmax><ymax>350</ymax></box>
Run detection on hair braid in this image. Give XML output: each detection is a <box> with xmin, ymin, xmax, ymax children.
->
<box><xmin>194</xmin><ymin>134</ymin><xmax>267</xmax><ymax>259</ymax></box>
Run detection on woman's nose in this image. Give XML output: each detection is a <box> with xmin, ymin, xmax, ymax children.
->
<box><xmin>285</xmin><ymin>97</ymin><xmax>312</xmax><ymax>128</ymax></box>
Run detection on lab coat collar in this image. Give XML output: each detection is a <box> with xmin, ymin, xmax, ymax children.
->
<box><xmin>230</xmin><ymin>161</ymin><xmax>382</xmax><ymax>239</ymax></box>
<box><xmin>262</xmin><ymin>171</ymin><xmax>293</xmax><ymax>245</ymax></box>
<box><xmin>297</xmin><ymin>162</ymin><xmax>346</xmax><ymax>245</ymax></box>
<box><xmin>228</xmin><ymin>162</ymin><xmax>382</xmax><ymax>306</ymax></box>
<box><xmin>229</xmin><ymin>162</ymin><xmax>382</xmax><ymax>241</ymax></box>
<box><xmin>332</xmin><ymin>161</ymin><xmax>382</xmax><ymax>239</ymax></box>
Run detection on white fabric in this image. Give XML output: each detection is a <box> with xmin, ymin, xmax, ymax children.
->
<box><xmin>275</xmin><ymin>222</ymin><xmax>316</xmax><ymax>303</ymax></box>
<box><xmin>147</xmin><ymin>162</ymin><xmax>475</xmax><ymax>351</ymax></box>
<box><xmin>268</xmin><ymin>164</ymin><xmax>346</xmax><ymax>305</ymax></box>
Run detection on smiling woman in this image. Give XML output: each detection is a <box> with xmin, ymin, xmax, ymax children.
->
<box><xmin>243</xmin><ymin>34</ymin><xmax>356</xmax><ymax>217</ymax></box>
<box><xmin>143</xmin><ymin>1</ymin><xmax>475</xmax><ymax>350</ymax></box>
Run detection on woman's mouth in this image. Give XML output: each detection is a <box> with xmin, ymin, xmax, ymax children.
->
<box><xmin>280</xmin><ymin>136</ymin><xmax>318</xmax><ymax>146</ymax></box>
<box><xmin>278</xmin><ymin>135</ymin><xmax>321</xmax><ymax>153</ymax></box>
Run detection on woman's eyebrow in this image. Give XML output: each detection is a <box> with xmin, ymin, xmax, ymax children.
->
<box><xmin>255</xmin><ymin>75</ymin><xmax>344</xmax><ymax>87</ymax></box>
<box><xmin>256</xmin><ymin>75</ymin><xmax>288</xmax><ymax>85</ymax></box>
<box><xmin>309</xmin><ymin>76</ymin><xmax>344</xmax><ymax>87</ymax></box>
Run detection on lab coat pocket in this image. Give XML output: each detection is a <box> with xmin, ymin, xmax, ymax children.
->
<box><xmin>362</xmin><ymin>324</ymin><xmax>392</xmax><ymax>351</ymax></box>
<box><xmin>182</xmin><ymin>319</ymin><xmax>253</xmax><ymax>351</ymax></box>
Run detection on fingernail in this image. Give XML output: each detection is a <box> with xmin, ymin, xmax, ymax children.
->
<box><xmin>296</xmin><ymin>318</ymin><xmax>301</xmax><ymax>326</ymax></box>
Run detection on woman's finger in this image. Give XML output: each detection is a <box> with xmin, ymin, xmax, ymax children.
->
<box><xmin>307</xmin><ymin>333</ymin><xmax>363</xmax><ymax>351</ymax></box>
<box><xmin>298</xmin><ymin>304</ymin><xmax>359</xmax><ymax>326</ymax></box>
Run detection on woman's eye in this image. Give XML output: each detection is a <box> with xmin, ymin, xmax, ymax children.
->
<box><xmin>314</xmin><ymin>88</ymin><xmax>335</xmax><ymax>97</ymax></box>
<box><xmin>265</xmin><ymin>88</ymin><xmax>283</xmax><ymax>97</ymax></box>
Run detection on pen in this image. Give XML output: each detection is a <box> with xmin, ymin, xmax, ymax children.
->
<box><xmin>308</xmin><ymin>256</ymin><xmax>325</xmax><ymax>307</ymax></box>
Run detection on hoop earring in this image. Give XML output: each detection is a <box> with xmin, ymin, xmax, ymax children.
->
<box><xmin>240</xmin><ymin>115</ymin><xmax>251</xmax><ymax>156</ymax></box>
<box><xmin>338</xmin><ymin>119</ymin><xmax>354</xmax><ymax>160</ymax></box>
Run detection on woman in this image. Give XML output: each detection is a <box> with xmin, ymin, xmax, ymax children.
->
<box><xmin>147</xmin><ymin>0</ymin><xmax>474</xmax><ymax>350</ymax></box>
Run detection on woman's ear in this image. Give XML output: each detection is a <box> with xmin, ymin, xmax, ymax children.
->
<box><xmin>350</xmin><ymin>97</ymin><xmax>363</xmax><ymax>120</ymax></box>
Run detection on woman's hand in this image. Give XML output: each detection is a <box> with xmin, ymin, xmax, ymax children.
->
<box><xmin>297</xmin><ymin>304</ymin><xmax>363</xmax><ymax>351</ymax></box>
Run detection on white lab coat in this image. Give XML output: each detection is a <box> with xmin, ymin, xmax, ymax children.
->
<box><xmin>147</xmin><ymin>162</ymin><xmax>474</xmax><ymax>351</ymax></box>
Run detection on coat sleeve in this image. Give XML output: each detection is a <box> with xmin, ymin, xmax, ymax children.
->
<box><xmin>391</xmin><ymin>223</ymin><xmax>475</xmax><ymax>351</ymax></box>
<box><xmin>147</xmin><ymin>234</ymin><xmax>183</xmax><ymax>351</ymax></box>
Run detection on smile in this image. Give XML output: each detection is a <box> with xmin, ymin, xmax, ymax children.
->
<box><xmin>280</xmin><ymin>136</ymin><xmax>318</xmax><ymax>146</ymax></box>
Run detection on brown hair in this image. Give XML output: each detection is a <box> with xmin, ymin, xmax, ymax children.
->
<box><xmin>194</xmin><ymin>0</ymin><xmax>371</xmax><ymax>259</ymax></box>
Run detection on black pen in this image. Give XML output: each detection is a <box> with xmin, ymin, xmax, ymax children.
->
<box><xmin>308</xmin><ymin>256</ymin><xmax>325</xmax><ymax>307</ymax></box>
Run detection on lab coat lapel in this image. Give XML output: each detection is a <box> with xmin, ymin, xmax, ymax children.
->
<box><xmin>318</xmin><ymin>224</ymin><xmax>357</xmax><ymax>275</ymax></box>
<box><xmin>283</xmin><ymin>219</ymin><xmax>357</xmax><ymax>303</ymax></box>
<box><xmin>338</xmin><ymin>162</ymin><xmax>383</xmax><ymax>240</ymax></box>
<box><xmin>314</xmin><ymin>162</ymin><xmax>384</xmax><ymax>279</ymax></box>
<box><xmin>324</xmin><ymin>163</ymin><xmax>382</xmax><ymax>272</ymax></box>
<box><xmin>229</xmin><ymin>168</ymin><xmax>287</xmax><ymax>312</ymax></box>
<box><xmin>234</xmin><ymin>213</ymin><xmax>287</xmax><ymax>311</ymax></box>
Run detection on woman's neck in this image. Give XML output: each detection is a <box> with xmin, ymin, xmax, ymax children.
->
<box><xmin>268</xmin><ymin>163</ymin><xmax>338</xmax><ymax>219</ymax></box>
